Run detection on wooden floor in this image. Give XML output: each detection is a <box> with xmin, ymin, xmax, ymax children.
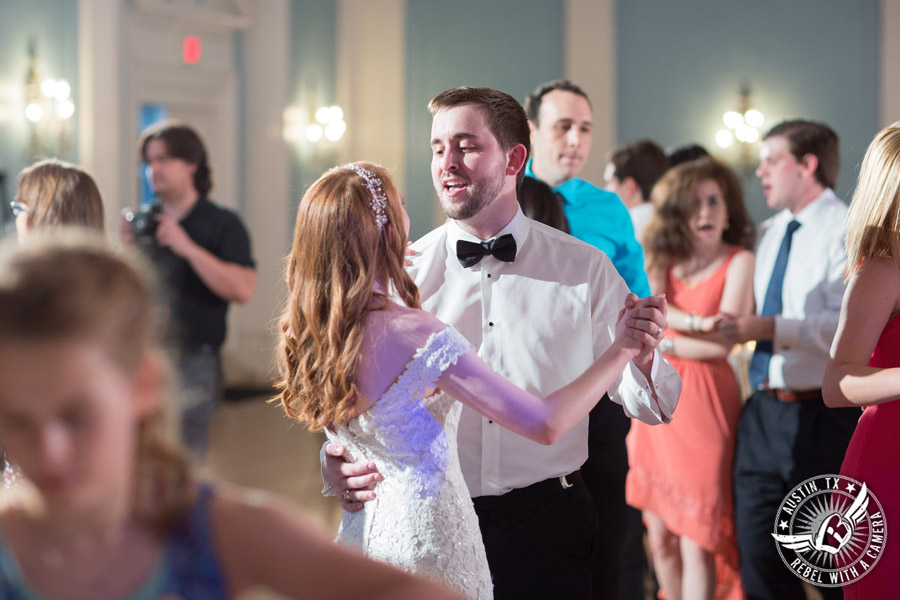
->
<box><xmin>204</xmin><ymin>395</ymin><xmax>343</xmax><ymax>600</ymax></box>
<box><xmin>206</xmin><ymin>395</ymin><xmax>343</xmax><ymax>533</ymax></box>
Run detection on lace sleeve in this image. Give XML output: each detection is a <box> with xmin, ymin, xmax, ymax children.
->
<box><xmin>351</xmin><ymin>327</ymin><xmax>470</xmax><ymax>464</ymax></box>
<box><xmin>372</xmin><ymin>327</ymin><xmax>471</xmax><ymax>413</ymax></box>
<box><xmin>358</xmin><ymin>326</ymin><xmax>472</xmax><ymax>490</ymax></box>
<box><xmin>418</xmin><ymin>326</ymin><xmax>471</xmax><ymax>378</ymax></box>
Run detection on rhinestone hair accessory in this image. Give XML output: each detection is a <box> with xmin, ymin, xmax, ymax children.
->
<box><xmin>339</xmin><ymin>163</ymin><xmax>389</xmax><ymax>231</ymax></box>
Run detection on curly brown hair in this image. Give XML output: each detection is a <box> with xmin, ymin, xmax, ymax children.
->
<box><xmin>643</xmin><ymin>157</ymin><xmax>754</xmax><ymax>275</ymax></box>
<box><xmin>276</xmin><ymin>163</ymin><xmax>420</xmax><ymax>431</ymax></box>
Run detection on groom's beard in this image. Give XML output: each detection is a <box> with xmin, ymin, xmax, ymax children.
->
<box><xmin>435</xmin><ymin>169</ymin><xmax>505</xmax><ymax>222</ymax></box>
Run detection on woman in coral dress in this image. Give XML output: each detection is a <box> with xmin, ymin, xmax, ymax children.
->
<box><xmin>823</xmin><ymin>121</ymin><xmax>900</xmax><ymax>598</ymax></box>
<box><xmin>628</xmin><ymin>158</ymin><xmax>755</xmax><ymax>600</ymax></box>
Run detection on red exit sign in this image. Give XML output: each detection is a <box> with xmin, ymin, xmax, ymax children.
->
<box><xmin>182</xmin><ymin>35</ymin><xmax>202</xmax><ymax>65</ymax></box>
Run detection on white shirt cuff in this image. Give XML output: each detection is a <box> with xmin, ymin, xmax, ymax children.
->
<box><xmin>617</xmin><ymin>349</ymin><xmax>681</xmax><ymax>425</ymax></box>
<box><xmin>774</xmin><ymin>315</ymin><xmax>801</xmax><ymax>351</ymax></box>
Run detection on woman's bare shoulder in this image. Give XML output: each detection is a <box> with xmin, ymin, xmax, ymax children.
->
<box><xmin>726</xmin><ymin>247</ymin><xmax>755</xmax><ymax>274</ymax></box>
<box><xmin>857</xmin><ymin>255</ymin><xmax>900</xmax><ymax>279</ymax></box>
<box><xmin>372</xmin><ymin>303</ymin><xmax>447</xmax><ymax>344</ymax></box>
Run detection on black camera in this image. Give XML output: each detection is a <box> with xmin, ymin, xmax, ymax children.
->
<box><xmin>130</xmin><ymin>201</ymin><xmax>162</xmax><ymax>241</ymax></box>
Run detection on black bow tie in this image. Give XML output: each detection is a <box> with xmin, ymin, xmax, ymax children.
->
<box><xmin>456</xmin><ymin>234</ymin><xmax>517</xmax><ymax>268</ymax></box>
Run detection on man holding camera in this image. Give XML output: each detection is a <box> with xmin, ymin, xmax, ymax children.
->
<box><xmin>123</xmin><ymin>120</ymin><xmax>256</xmax><ymax>460</ymax></box>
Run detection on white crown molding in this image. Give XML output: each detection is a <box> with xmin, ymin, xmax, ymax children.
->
<box><xmin>131</xmin><ymin>0</ymin><xmax>255</xmax><ymax>29</ymax></box>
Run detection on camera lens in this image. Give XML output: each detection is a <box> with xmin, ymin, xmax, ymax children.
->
<box><xmin>131</xmin><ymin>202</ymin><xmax>161</xmax><ymax>240</ymax></box>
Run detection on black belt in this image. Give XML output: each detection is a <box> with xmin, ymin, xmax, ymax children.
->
<box><xmin>180</xmin><ymin>343</ymin><xmax>219</xmax><ymax>354</ymax></box>
<box><xmin>758</xmin><ymin>386</ymin><xmax>822</xmax><ymax>403</ymax></box>
<box><xmin>473</xmin><ymin>470</ymin><xmax>583</xmax><ymax>507</ymax></box>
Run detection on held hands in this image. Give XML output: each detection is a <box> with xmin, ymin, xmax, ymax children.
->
<box><xmin>617</xmin><ymin>293</ymin><xmax>668</xmax><ymax>367</ymax></box>
<box><xmin>324</xmin><ymin>443</ymin><xmax>382</xmax><ymax>512</ymax></box>
<box><xmin>716</xmin><ymin>313</ymin><xmax>772</xmax><ymax>344</ymax></box>
<box><xmin>690</xmin><ymin>314</ymin><xmax>718</xmax><ymax>334</ymax></box>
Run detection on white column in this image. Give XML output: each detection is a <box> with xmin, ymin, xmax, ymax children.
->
<box><xmin>336</xmin><ymin>0</ymin><xmax>407</xmax><ymax>189</ymax></box>
<box><xmin>564</xmin><ymin>0</ymin><xmax>616</xmax><ymax>185</ymax></box>
<box><xmin>226</xmin><ymin>0</ymin><xmax>291</xmax><ymax>384</ymax></box>
<box><xmin>881</xmin><ymin>0</ymin><xmax>900</xmax><ymax>127</ymax></box>
<box><xmin>78</xmin><ymin>0</ymin><xmax>123</xmax><ymax>237</ymax></box>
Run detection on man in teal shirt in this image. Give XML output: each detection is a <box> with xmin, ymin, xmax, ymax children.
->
<box><xmin>525</xmin><ymin>79</ymin><xmax>651</xmax><ymax>600</ymax></box>
<box><xmin>524</xmin><ymin>80</ymin><xmax>649</xmax><ymax>298</ymax></box>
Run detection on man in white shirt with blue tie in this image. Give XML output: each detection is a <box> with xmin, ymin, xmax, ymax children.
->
<box><xmin>325</xmin><ymin>87</ymin><xmax>680</xmax><ymax>599</ymax></box>
<box><xmin>720</xmin><ymin>119</ymin><xmax>859</xmax><ymax>600</ymax></box>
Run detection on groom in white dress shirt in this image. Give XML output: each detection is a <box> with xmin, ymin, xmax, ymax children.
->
<box><xmin>325</xmin><ymin>87</ymin><xmax>680</xmax><ymax>599</ymax></box>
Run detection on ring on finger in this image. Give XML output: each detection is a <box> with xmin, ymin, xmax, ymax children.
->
<box><xmin>655</xmin><ymin>326</ymin><xmax>662</xmax><ymax>337</ymax></box>
<box><xmin>341</xmin><ymin>489</ymin><xmax>352</xmax><ymax>502</ymax></box>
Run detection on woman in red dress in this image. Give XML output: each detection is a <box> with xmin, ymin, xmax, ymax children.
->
<box><xmin>824</xmin><ymin>121</ymin><xmax>900</xmax><ymax>597</ymax></box>
<box><xmin>627</xmin><ymin>158</ymin><xmax>755</xmax><ymax>600</ymax></box>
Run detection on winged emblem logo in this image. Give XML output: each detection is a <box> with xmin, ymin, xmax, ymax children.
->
<box><xmin>772</xmin><ymin>483</ymin><xmax>869</xmax><ymax>555</ymax></box>
<box><xmin>772</xmin><ymin>475</ymin><xmax>886</xmax><ymax>588</ymax></box>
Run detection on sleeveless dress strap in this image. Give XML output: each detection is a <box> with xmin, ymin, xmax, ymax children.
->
<box><xmin>164</xmin><ymin>481</ymin><xmax>230</xmax><ymax>597</ymax></box>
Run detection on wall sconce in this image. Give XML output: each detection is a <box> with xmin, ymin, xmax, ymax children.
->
<box><xmin>715</xmin><ymin>84</ymin><xmax>764</xmax><ymax>173</ymax></box>
<box><xmin>284</xmin><ymin>103</ymin><xmax>346</xmax><ymax>152</ymax></box>
<box><xmin>309</xmin><ymin>105</ymin><xmax>346</xmax><ymax>143</ymax></box>
<box><xmin>24</xmin><ymin>39</ymin><xmax>74</xmax><ymax>159</ymax></box>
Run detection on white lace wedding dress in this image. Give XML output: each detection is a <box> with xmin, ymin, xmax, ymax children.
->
<box><xmin>326</xmin><ymin>327</ymin><xmax>493</xmax><ymax>599</ymax></box>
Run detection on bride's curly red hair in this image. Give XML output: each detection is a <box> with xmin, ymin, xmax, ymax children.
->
<box><xmin>275</xmin><ymin>162</ymin><xmax>420</xmax><ymax>430</ymax></box>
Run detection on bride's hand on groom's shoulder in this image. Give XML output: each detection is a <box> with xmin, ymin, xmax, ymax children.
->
<box><xmin>324</xmin><ymin>443</ymin><xmax>383</xmax><ymax>512</ymax></box>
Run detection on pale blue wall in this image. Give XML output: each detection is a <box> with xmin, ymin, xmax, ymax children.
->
<box><xmin>287</xmin><ymin>0</ymin><xmax>339</xmax><ymax>240</ymax></box>
<box><xmin>0</xmin><ymin>0</ymin><xmax>79</xmax><ymax>232</ymax></box>
<box><xmin>284</xmin><ymin>0</ymin><xmax>563</xmax><ymax>240</ymax></box>
<box><xmin>0</xmin><ymin>2</ymin><xmax>882</xmax><ymax>234</ymax></box>
<box><xmin>616</xmin><ymin>0</ymin><xmax>880</xmax><ymax>222</ymax></box>
<box><xmin>404</xmin><ymin>0</ymin><xmax>564</xmax><ymax>239</ymax></box>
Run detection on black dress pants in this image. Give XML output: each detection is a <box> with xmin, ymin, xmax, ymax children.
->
<box><xmin>733</xmin><ymin>390</ymin><xmax>858</xmax><ymax>600</ymax></box>
<box><xmin>473</xmin><ymin>471</ymin><xmax>599</xmax><ymax>600</ymax></box>
<box><xmin>581</xmin><ymin>397</ymin><xmax>648</xmax><ymax>600</ymax></box>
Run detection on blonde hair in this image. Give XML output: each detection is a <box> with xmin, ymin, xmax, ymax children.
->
<box><xmin>15</xmin><ymin>159</ymin><xmax>105</xmax><ymax>232</ymax></box>
<box><xmin>845</xmin><ymin>121</ymin><xmax>900</xmax><ymax>274</ymax></box>
<box><xmin>276</xmin><ymin>163</ymin><xmax>419</xmax><ymax>431</ymax></box>
<box><xmin>0</xmin><ymin>231</ymin><xmax>192</xmax><ymax>531</ymax></box>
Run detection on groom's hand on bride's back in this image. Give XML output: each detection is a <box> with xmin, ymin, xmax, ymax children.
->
<box><xmin>324</xmin><ymin>443</ymin><xmax>383</xmax><ymax>512</ymax></box>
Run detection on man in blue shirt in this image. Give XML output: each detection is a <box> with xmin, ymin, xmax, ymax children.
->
<box><xmin>524</xmin><ymin>80</ymin><xmax>649</xmax><ymax>298</ymax></box>
<box><xmin>525</xmin><ymin>79</ymin><xmax>650</xmax><ymax>600</ymax></box>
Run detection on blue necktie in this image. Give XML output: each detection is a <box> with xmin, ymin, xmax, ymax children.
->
<box><xmin>748</xmin><ymin>219</ymin><xmax>801</xmax><ymax>389</ymax></box>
